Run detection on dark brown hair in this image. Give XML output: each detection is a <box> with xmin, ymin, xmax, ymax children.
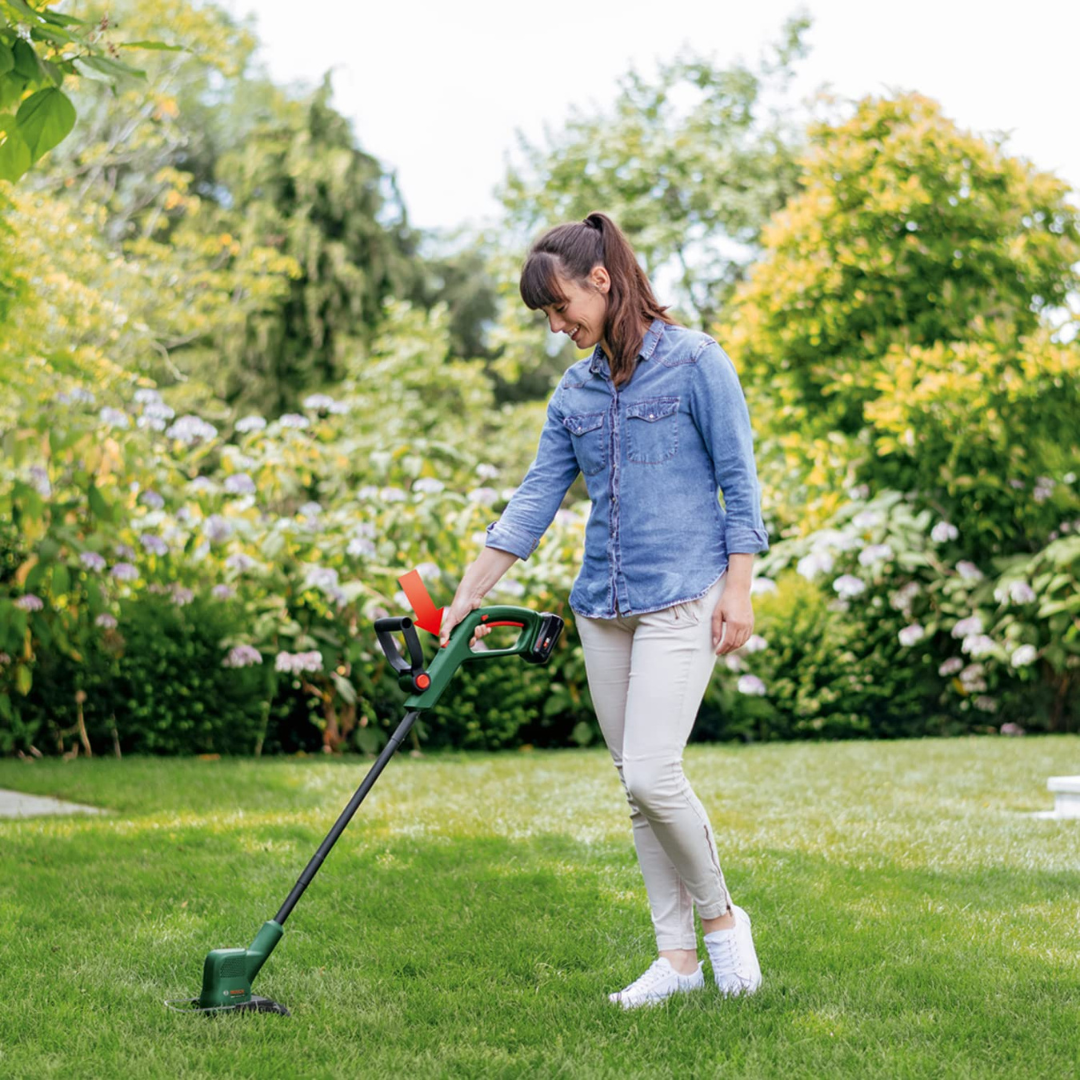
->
<box><xmin>519</xmin><ymin>211</ymin><xmax>676</xmax><ymax>388</ymax></box>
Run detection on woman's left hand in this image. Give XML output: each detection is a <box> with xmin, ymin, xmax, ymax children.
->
<box><xmin>712</xmin><ymin>588</ymin><xmax>754</xmax><ymax>655</ymax></box>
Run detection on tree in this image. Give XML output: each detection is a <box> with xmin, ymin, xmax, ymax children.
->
<box><xmin>497</xmin><ymin>13</ymin><xmax>811</xmax><ymax>329</ymax></box>
<box><xmin>211</xmin><ymin>72</ymin><xmax>422</xmax><ymax>414</ymax></box>
<box><xmin>718</xmin><ymin>91</ymin><xmax>1080</xmax><ymax>543</ymax></box>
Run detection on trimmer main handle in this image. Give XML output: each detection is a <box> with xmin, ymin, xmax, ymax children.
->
<box><xmin>374</xmin><ymin>605</ymin><xmax>564</xmax><ymax>711</ymax></box>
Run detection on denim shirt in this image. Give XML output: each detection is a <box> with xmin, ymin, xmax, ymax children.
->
<box><xmin>484</xmin><ymin>318</ymin><xmax>769</xmax><ymax>619</ymax></box>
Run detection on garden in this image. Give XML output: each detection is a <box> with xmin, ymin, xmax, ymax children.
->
<box><xmin>0</xmin><ymin>3</ymin><xmax>1078</xmax><ymax>1077</ymax></box>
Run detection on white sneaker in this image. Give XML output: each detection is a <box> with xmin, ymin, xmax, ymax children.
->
<box><xmin>704</xmin><ymin>904</ymin><xmax>762</xmax><ymax>997</ymax></box>
<box><xmin>607</xmin><ymin>957</ymin><xmax>704</xmax><ymax>1009</ymax></box>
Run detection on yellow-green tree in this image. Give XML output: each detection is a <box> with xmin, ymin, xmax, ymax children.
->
<box><xmin>719</xmin><ymin>92</ymin><xmax>1080</xmax><ymax>541</ymax></box>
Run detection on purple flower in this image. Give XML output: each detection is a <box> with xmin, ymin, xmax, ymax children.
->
<box><xmin>931</xmin><ymin>521</ymin><xmax>959</xmax><ymax>543</ymax></box>
<box><xmin>346</xmin><ymin>537</ymin><xmax>376</xmax><ymax>558</ymax></box>
<box><xmin>956</xmin><ymin>561</ymin><xmax>983</xmax><ymax>581</ymax></box>
<box><xmin>275</xmin><ymin>650</ymin><xmax>323</xmax><ymax>674</ymax></box>
<box><xmin>211</xmin><ymin>584</ymin><xmax>236</xmax><ymax>600</ymax></box>
<box><xmin>30</xmin><ymin>466</ymin><xmax>51</xmax><ymax>497</ymax></box>
<box><xmin>797</xmin><ymin>550</ymin><xmax>834</xmax><ymax>579</ymax></box>
<box><xmin>224</xmin><ymin>644</ymin><xmax>262</xmax><ymax>668</ymax></box>
<box><xmin>99</xmin><ymin>407</ymin><xmax>130</xmax><ymax>430</ymax></box>
<box><xmin>139</xmin><ymin>490</ymin><xmax>165</xmax><ymax>510</ymax></box>
<box><xmin>303</xmin><ymin>566</ymin><xmax>340</xmax><ymax>594</ymax></box>
<box><xmin>134</xmin><ymin>388</ymin><xmax>162</xmax><ymax>405</ymax></box>
<box><xmin>303</xmin><ymin>393</ymin><xmax>348</xmax><ymax>413</ymax></box>
<box><xmin>1033</xmin><ymin>477</ymin><xmax>1055</xmax><ymax>503</ymax></box>
<box><xmin>171</xmin><ymin>586</ymin><xmax>194</xmax><ymax>606</ymax></box>
<box><xmin>15</xmin><ymin>594</ymin><xmax>44</xmax><ymax>611</ymax></box>
<box><xmin>235</xmin><ymin>415</ymin><xmax>267</xmax><ymax>433</ymax></box>
<box><xmin>95</xmin><ymin>613</ymin><xmax>118</xmax><ymax>628</ymax></box>
<box><xmin>973</xmin><ymin>695</ymin><xmax>998</xmax><ymax>713</ymax></box>
<box><xmin>1010</xmin><ymin>644</ymin><xmax>1038</xmax><ymax>667</ymax></box>
<box><xmin>938</xmin><ymin>657</ymin><xmax>964</xmax><ymax>676</ymax></box>
<box><xmin>224</xmin><ymin>553</ymin><xmax>256</xmax><ymax>573</ymax></box>
<box><xmin>188</xmin><ymin>477</ymin><xmax>216</xmax><ymax>495</ymax></box>
<box><xmin>278</xmin><ymin>413</ymin><xmax>310</xmax><ymax>430</ymax></box>
<box><xmin>80</xmin><ymin>551</ymin><xmax>107</xmax><ymax>572</ymax></box>
<box><xmin>476</xmin><ymin>463</ymin><xmax>500</xmax><ymax>480</ymax></box>
<box><xmin>898</xmin><ymin>624</ymin><xmax>925</xmax><ymax>647</ymax></box>
<box><xmin>140</xmin><ymin>534</ymin><xmax>169</xmax><ymax>556</ymax></box>
<box><xmin>833</xmin><ymin>574</ymin><xmax>866</xmax><ymax>598</ymax></box>
<box><xmin>298</xmin><ymin>502</ymin><xmax>323</xmax><ymax>518</ymax></box>
<box><xmin>166</xmin><ymin>415</ymin><xmax>218</xmax><ymax>444</ymax></box>
<box><xmin>999</xmin><ymin>722</ymin><xmax>1025</xmax><ymax>736</ymax></box>
<box><xmin>466</xmin><ymin>487</ymin><xmax>499</xmax><ymax>507</ymax></box>
<box><xmin>110</xmin><ymin>562</ymin><xmax>139</xmax><ymax>582</ymax></box>
<box><xmin>203</xmin><ymin>515</ymin><xmax>233</xmax><ymax>544</ymax></box>
<box><xmin>858</xmin><ymin>543</ymin><xmax>894</xmax><ymax>567</ymax></box>
<box><xmin>413</xmin><ymin>477</ymin><xmax>446</xmax><ymax>495</ymax></box>
<box><xmin>741</xmin><ymin>634</ymin><xmax>768</xmax><ymax>653</ymax></box>
<box><xmin>224</xmin><ymin>473</ymin><xmax>256</xmax><ymax>496</ymax></box>
<box><xmin>736</xmin><ymin>674</ymin><xmax>767</xmax><ymax>696</ymax></box>
<box><xmin>1008</xmin><ymin>581</ymin><xmax>1036</xmax><ymax>604</ymax></box>
<box><xmin>951</xmin><ymin>615</ymin><xmax>984</xmax><ymax>639</ymax></box>
<box><xmin>961</xmin><ymin>634</ymin><xmax>997</xmax><ymax>658</ymax></box>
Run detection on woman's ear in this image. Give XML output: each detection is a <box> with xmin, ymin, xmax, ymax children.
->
<box><xmin>591</xmin><ymin>265</ymin><xmax>611</xmax><ymax>294</ymax></box>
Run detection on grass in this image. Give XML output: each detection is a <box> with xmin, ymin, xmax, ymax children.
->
<box><xmin>0</xmin><ymin>736</ymin><xmax>1078</xmax><ymax>1079</ymax></box>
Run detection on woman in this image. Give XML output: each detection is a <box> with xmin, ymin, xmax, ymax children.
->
<box><xmin>439</xmin><ymin>212</ymin><xmax>768</xmax><ymax>1008</ymax></box>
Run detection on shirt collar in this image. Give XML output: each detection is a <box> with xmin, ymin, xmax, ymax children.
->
<box><xmin>589</xmin><ymin>318</ymin><xmax>666</xmax><ymax>376</ymax></box>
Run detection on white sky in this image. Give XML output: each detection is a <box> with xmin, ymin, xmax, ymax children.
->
<box><xmin>223</xmin><ymin>0</ymin><xmax>1078</xmax><ymax>235</ymax></box>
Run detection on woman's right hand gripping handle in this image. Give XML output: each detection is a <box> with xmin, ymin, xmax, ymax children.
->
<box><xmin>439</xmin><ymin>592</ymin><xmax>489</xmax><ymax>650</ymax></box>
<box><xmin>439</xmin><ymin>548</ymin><xmax>520</xmax><ymax>649</ymax></box>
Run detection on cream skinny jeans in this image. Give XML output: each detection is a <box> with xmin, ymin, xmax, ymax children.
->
<box><xmin>575</xmin><ymin>572</ymin><xmax>733</xmax><ymax>951</ymax></box>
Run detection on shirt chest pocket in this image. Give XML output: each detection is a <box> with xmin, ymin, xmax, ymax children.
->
<box><xmin>626</xmin><ymin>396</ymin><xmax>680</xmax><ymax>464</ymax></box>
<box><xmin>562</xmin><ymin>412</ymin><xmax>607</xmax><ymax>476</ymax></box>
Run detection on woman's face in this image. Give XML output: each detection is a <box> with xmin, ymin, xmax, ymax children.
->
<box><xmin>541</xmin><ymin>266</ymin><xmax>611</xmax><ymax>352</ymax></box>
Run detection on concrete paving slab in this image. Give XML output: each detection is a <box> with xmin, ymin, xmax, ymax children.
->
<box><xmin>0</xmin><ymin>789</ymin><xmax>106</xmax><ymax>818</ymax></box>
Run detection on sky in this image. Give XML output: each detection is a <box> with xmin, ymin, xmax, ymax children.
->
<box><xmin>222</xmin><ymin>0</ymin><xmax>1078</xmax><ymax>236</ymax></box>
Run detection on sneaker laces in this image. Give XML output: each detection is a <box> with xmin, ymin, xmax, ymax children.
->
<box><xmin>708</xmin><ymin>933</ymin><xmax>740</xmax><ymax>978</ymax></box>
<box><xmin>622</xmin><ymin>959</ymin><xmax>675</xmax><ymax>996</ymax></box>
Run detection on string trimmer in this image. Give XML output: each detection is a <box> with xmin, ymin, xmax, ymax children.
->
<box><xmin>165</xmin><ymin>604</ymin><xmax>563</xmax><ymax>1015</ymax></box>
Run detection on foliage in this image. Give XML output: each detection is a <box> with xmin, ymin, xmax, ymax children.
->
<box><xmin>719</xmin><ymin>92</ymin><xmax>1080</xmax><ymax>534</ymax></box>
<box><xmin>0</xmin><ymin>0</ymin><xmax>175</xmax><ymax>184</ymax></box>
<box><xmin>707</xmin><ymin>489</ymin><xmax>1079</xmax><ymax>741</ymax></box>
<box><xmin>498</xmin><ymin>13</ymin><xmax>811</xmax><ymax>328</ymax></box>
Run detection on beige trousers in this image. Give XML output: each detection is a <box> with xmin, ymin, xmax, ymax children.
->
<box><xmin>575</xmin><ymin>572</ymin><xmax>732</xmax><ymax>951</ymax></box>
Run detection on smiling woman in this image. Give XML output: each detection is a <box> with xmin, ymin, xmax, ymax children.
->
<box><xmin>436</xmin><ymin>210</ymin><xmax>771</xmax><ymax>1009</ymax></box>
<box><xmin>518</xmin><ymin>212</ymin><xmax>675</xmax><ymax>389</ymax></box>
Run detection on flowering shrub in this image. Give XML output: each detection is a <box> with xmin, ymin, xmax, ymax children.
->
<box><xmin>704</xmin><ymin>488</ymin><xmax>1080</xmax><ymax>739</ymax></box>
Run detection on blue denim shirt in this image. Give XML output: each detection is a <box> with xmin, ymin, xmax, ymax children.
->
<box><xmin>485</xmin><ymin>318</ymin><xmax>769</xmax><ymax>619</ymax></box>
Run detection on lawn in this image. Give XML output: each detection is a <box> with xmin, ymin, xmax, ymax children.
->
<box><xmin>1</xmin><ymin>736</ymin><xmax>1078</xmax><ymax>1079</ymax></box>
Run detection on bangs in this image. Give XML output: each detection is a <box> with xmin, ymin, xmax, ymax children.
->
<box><xmin>519</xmin><ymin>251</ymin><xmax>568</xmax><ymax>311</ymax></box>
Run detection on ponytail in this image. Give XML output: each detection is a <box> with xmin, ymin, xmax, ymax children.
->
<box><xmin>520</xmin><ymin>211</ymin><xmax>676</xmax><ymax>388</ymax></box>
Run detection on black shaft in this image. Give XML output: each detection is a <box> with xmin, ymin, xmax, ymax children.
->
<box><xmin>274</xmin><ymin>708</ymin><xmax>421</xmax><ymax>926</ymax></box>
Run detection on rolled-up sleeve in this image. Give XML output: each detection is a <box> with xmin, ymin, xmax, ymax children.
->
<box><xmin>484</xmin><ymin>386</ymin><xmax>581</xmax><ymax>560</ymax></box>
<box><xmin>690</xmin><ymin>342</ymin><xmax>770</xmax><ymax>555</ymax></box>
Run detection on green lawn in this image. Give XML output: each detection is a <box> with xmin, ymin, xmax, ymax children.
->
<box><xmin>1</xmin><ymin>736</ymin><xmax>1078</xmax><ymax>1079</ymax></box>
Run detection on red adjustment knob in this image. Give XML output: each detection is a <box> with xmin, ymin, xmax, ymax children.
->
<box><xmin>416</xmin><ymin>673</ymin><xmax>430</xmax><ymax>690</ymax></box>
<box><xmin>480</xmin><ymin>614</ymin><xmax>489</xmax><ymax>621</ymax></box>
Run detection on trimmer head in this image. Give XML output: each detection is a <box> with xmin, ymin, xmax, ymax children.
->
<box><xmin>165</xmin><ymin>920</ymin><xmax>288</xmax><ymax>1017</ymax></box>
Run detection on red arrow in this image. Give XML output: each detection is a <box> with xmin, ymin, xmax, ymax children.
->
<box><xmin>398</xmin><ymin>568</ymin><xmax>444</xmax><ymax>637</ymax></box>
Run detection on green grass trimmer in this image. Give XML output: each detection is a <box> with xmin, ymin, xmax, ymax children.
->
<box><xmin>165</xmin><ymin>604</ymin><xmax>564</xmax><ymax>1016</ymax></box>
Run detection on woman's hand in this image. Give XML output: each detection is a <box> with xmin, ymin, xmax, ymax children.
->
<box><xmin>438</xmin><ymin>591</ymin><xmax>492</xmax><ymax>650</ymax></box>
<box><xmin>712</xmin><ymin>587</ymin><xmax>753</xmax><ymax>655</ymax></box>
